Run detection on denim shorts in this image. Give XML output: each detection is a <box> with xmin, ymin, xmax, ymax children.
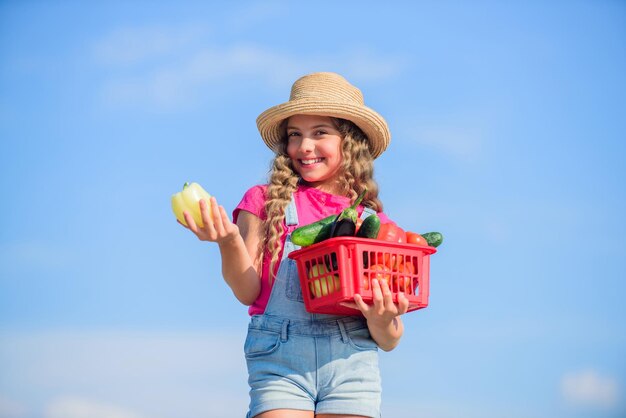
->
<box><xmin>244</xmin><ymin>314</ymin><xmax>381</xmax><ymax>418</ymax></box>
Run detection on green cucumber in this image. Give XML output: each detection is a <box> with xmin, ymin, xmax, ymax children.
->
<box><xmin>421</xmin><ymin>231</ymin><xmax>444</xmax><ymax>248</ymax></box>
<box><xmin>356</xmin><ymin>213</ymin><xmax>381</xmax><ymax>239</ymax></box>
<box><xmin>291</xmin><ymin>214</ymin><xmax>337</xmax><ymax>247</ymax></box>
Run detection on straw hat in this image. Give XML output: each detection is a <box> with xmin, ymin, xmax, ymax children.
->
<box><xmin>256</xmin><ymin>72</ymin><xmax>391</xmax><ymax>159</ymax></box>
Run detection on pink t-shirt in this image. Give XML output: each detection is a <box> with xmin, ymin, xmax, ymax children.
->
<box><xmin>233</xmin><ymin>184</ymin><xmax>394</xmax><ymax>316</ymax></box>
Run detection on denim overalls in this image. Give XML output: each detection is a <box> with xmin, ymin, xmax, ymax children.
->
<box><xmin>244</xmin><ymin>196</ymin><xmax>382</xmax><ymax>418</ymax></box>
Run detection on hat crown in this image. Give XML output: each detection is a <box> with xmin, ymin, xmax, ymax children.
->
<box><xmin>257</xmin><ymin>72</ymin><xmax>390</xmax><ymax>159</ymax></box>
<box><xmin>289</xmin><ymin>72</ymin><xmax>364</xmax><ymax>105</ymax></box>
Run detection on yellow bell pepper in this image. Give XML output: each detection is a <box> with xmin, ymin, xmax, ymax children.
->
<box><xmin>171</xmin><ymin>182</ymin><xmax>213</xmax><ymax>227</ymax></box>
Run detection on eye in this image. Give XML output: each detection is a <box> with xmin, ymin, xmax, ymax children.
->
<box><xmin>287</xmin><ymin>131</ymin><xmax>301</xmax><ymax>137</ymax></box>
<box><xmin>315</xmin><ymin>130</ymin><xmax>328</xmax><ymax>136</ymax></box>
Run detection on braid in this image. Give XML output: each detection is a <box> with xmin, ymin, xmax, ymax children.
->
<box><xmin>333</xmin><ymin>118</ymin><xmax>384</xmax><ymax>212</ymax></box>
<box><xmin>261</xmin><ymin>142</ymin><xmax>299</xmax><ymax>282</ymax></box>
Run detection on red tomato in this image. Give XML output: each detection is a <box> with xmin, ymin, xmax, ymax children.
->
<box><xmin>406</xmin><ymin>231</ymin><xmax>428</xmax><ymax>246</ymax></box>
<box><xmin>393</xmin><ymin>261</ymin><xmax>416</xmax><ymax>293</ymax></box>
<box><xmin>397</xmin><ymin>261</ymin><xmax>416</xmax><ymax>275</ymax></box>
<box><xmin>374</xmin><ymin>252</ymin><xmax>404</xmax><ymax>270</ymax></box>
<box><xmin>392</xmin><ymin>276</ymin><xmax>413</xmax><ymax>293</ymax></box>
<box><xmin>362</xmin><ymin>263</ymin><xmax>391</xmax><ymax>291</ymax></box>
<box><xmin>377</xmin><ymin>223</ymin><xmax>406</xmax><ymax>243</ymax></box>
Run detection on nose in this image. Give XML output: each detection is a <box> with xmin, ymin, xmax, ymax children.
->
<box><xmin>298</xmin><ymin>136</ymin><xmax>315</xmax><ymax>153</ymax></box>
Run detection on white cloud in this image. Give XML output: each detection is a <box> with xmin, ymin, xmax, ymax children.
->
<box><xmin>0</xmin><ymin>395</ymin><xmax>28</xmax><ymax>418</ymax></box>
<box><xmin>44</xmin><ymin>396</ymin><xmax>146</xmax><ymax>418</ymax></box>
<box><xmin>1</xmin><ymin>329</ymin><xmax>246</xmax><ymax>381</ymax></box>
<box><xmin>99</xmin><ymin>44</ymin><xmax>405</xmax><ymax>110</ymax></box>
<box><xmin>382</xmin><ymin>399</ymin><xmax>535</xmax><ymax>418</ymax></box>
<box><xmin>222</xmin><ymin>0</ymin><xmax>286</xmax><ymax>31</ymax></box>
<box><xmin>92</xmin><ymin>23</ymin><xmax>406</xmax><ymax>111</ymax></box>
<box><xmin>0</xmin><ymin>241</ymin><xmax>74</xmax><ymax>272</ymax></box>
<box><xmin>483</xmin><ymin>219</ymin><xmax>509</xmax><ymax>244</ymax></box>
<box><xmin>410</xmin><ymin>125</ymin><xmax>484</xmax><ymax>162</ymax></box>
<box><xmin>0</xmin><ymin>330</ymin><xmax>249</xmax><ymax>418</ymax></box>
<box><xmin>93</xmin><ymin>24</ymin><xmax>211</xmax><ymax>66</ymax></box>
<box><xmin>561</xmin><ymin>369</ymin><xmax>620</xmax><ymax>409</ymax></box>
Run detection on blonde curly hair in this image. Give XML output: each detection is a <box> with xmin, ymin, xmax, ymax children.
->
<box><xmin>260</xmin><ymin>117</ymin><xmax>383</xmax><ymax>282</ymax></box>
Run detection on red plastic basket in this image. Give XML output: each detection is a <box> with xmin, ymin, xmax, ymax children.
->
<box><xmin>288</xmin><ymin>237</ymin><xmax>437</xmax><ymax>315</ymax></box>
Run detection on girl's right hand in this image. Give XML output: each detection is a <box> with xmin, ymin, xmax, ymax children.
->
<box><xmin>178</xmin><ymin>197</ymin><xmax>240</xmax><ymax>245</ymax></box>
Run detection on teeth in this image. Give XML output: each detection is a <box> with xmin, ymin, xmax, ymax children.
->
<box><xmin>301</xmin><ymin>158</ymin><xmax>323</xmax><ymax>165</ymax></box>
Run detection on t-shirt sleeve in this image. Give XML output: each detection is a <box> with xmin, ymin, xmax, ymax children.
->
<box><xmin>232</xmin><ymin>185</ymin><xmax>267</xmax><ymax>223</ymax></box>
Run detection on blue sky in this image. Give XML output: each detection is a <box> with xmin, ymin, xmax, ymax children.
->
<box><xmin>1</xmin><ymin>1</ymin><xmax>625</xmax><ymax>417</ymax></box>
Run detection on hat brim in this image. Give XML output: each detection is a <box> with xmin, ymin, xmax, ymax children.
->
<box><xmin>256</xmin><ymin>99</ymin><xmax>390</xmax><ymax>159</ymax></box>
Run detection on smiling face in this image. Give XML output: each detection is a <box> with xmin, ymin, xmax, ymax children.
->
<box><xmin>285</xmin><ymin>114</ymin><xmax>343</xmax><ymax>193</ymax></box>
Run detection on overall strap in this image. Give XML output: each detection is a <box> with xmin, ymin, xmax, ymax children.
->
<box><xmin>360</xmin><ymin>206</ymin><xmax>377</xmax><ymax>219</ymax></box>
<box><xmin>281</xmin><ymin>195</ymin><xmax>301</xmax><ymax>260</ymax></box>
<box><xmin>285</xmin><ymin>195</ymin><xmax>299</xmax><ymax>226</ymax></box>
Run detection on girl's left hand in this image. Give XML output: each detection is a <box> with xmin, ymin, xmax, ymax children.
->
<box><xmin>341</xmin><ymin>278</ymin><xmax>409</xmax><ymax>327</ymax></box>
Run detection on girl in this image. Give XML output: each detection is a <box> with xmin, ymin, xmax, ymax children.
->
<box><xmin>179</xmin><ymin>72</ymin><xmax>408</xmax><ymax>418</ymax></box>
